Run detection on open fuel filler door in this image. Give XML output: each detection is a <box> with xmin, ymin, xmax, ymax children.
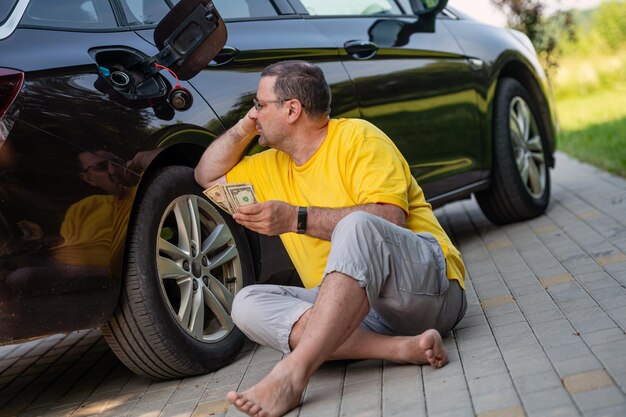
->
<box><xmin>91</xmin><ymin>0</ymin><xmax>226</xmax><ymax>112</ymax></box>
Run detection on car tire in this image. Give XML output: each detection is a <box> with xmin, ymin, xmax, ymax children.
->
<box><xmin>476</xmin><ymin>77</ymin><xmax>551</xmax><ymax>225</ymax></box>
<box><xmin>101</xmin><ymin>165</ymin><xmax>254</xmax><ymax>379</ymax></box>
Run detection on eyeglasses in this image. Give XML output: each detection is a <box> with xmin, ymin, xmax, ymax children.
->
<box><xmin>82</xmin><ymin>158</ymin><xmax>124</xmax><ymax>173</ymax></box>
<box><xmin>252</xmin><ymin>98</ymin><xmax>292</xmax><ymax>111</ymax></box>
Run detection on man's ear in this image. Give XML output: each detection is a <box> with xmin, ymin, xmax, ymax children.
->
<box><xmin>286</xmin><ymin>100</ymin><xmax>303</xmax><ymax>123</ymax></box>
<box><xmin>79</xmin><ymin>172</ymin><xmax>97</xmax><ymax>187</ymax></box>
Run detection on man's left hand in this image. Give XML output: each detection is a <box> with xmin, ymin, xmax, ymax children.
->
<box><xmin>233</xmin><ymin>201</ymin><xmax>297</xmax><ymax>236</ymax></box>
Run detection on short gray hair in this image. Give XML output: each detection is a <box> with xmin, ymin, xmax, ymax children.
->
<box><xmin>261</xmin><ymin>60</ymin><xmax>331</xmax><ymax>118</ymax></box>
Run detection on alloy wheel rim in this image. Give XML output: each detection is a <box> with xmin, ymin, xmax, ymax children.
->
<box><xmin>509</xmin><ymin>96</ymin><xmax>546</xmax><ymax>199</ymax></box>
<box><xmin>156</xmin><ymin>195</ymin><xmax>243</xmax><ymax>342</ymax></box>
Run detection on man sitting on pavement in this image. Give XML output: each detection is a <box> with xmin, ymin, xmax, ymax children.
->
<box><xmin>194</xmin><ymin>60</ymin><xmax>467</xmax><ymax>417</ymax></box>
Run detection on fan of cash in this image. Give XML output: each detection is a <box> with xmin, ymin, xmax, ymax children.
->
<box><xmin>203</xmin><ymin>183</ymin><xmax>258</xmax><ymax>215</ymax></box>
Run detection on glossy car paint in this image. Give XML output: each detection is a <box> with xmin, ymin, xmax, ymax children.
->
<box><xmin>0</xmin><ymin>1</ymin><xmax>557</xmax><ymax>344</ymax></box>
<box><xmin>1</xmin><ymin>13</ymin><xmax>224</xmax><ymax>339</ymax></box>
<box><xmin>304</xmin><ymin>14</ymin><xmax>484</xmax><ymax>198</ymax></box>
<box><xmin>137</xmin><ymin>17</ymin><xmax>361</xmax><ymax>130</ymax></box>
<box><xmin>441</xmin><ymin>18</ymin><xmax>558</xmax><ymax>166</ymax></box>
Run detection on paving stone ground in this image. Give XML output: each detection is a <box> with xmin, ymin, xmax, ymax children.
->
<box><xmin>1</xmin><ymin>152</ymin><xmax>625</xmax><ymax>417</ymax></box>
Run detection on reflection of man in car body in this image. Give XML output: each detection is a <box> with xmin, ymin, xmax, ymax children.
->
<box><xmin>195</xmin><ymin>60</ymin><xmax>467</xmax><ymax>417</ymax></box>
<box><xmin>1</xmin><ymin>150</ymin><xmax>137</xmax><ymax>304</ymax></box>
<box><xmin>52</xmin><ymin>150</ymin><xmax>136</xmax><ymax>268</ymax></box>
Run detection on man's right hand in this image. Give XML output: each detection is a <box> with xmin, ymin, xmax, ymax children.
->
<box><xmin>236</xmin><ymin>107</ymin><xmax>258</xmax><ymax>138</ymax></box>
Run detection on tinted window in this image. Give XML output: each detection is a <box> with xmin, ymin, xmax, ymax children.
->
<box><xmin>397</xmin><ymin>0</ymin><xmax>441</xmax><ymax>14</ymax></box>
<box><xmin>212</xmin><ymin>0</ymin><xmax>277</xmax><ymax>19</ymax></box>
<box><xmin>0</xmin><ymin>0</ymin><xmax>19</xmax><ymax>25</ymax></box>
<box><xmin>397</xmin><ymin>0</ymin><xmax>412</xmax><ymax>13</ymax></box>
<box><xmin>121</xmin><ymin>0</ymin><xmax>170</xmax><ymax>26</ymax></box>
<box><xmin>298</xmin><ymin>0</ymin><xmax>401</xmax><ymax>16</ymax></box>
<box><xmin>20</xmin><ymin>0</ymin><xmax>117</xmax><ymax>29</ymax></box>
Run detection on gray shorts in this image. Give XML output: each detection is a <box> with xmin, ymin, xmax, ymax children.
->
<box><xmin>231</xmin><ymin>212</ymin><xmax>467</xmax><ymax>354</ymax></box>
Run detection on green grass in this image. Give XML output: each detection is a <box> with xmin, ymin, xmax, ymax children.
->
<box><xmin>555</xmin><ymin>85</ymin><xmax>626</xmax><ymax>177</ymax></box>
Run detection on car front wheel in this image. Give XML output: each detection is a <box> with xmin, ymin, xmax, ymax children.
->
<box><xmin>476</xmin><ymin>77</ymin><xmax>551</xmax><ymax>224</ymax></box>
<box><xmin>101</xmin><ymin>166</ymin><xmax>254</xmax><ymax>379</ymax></box>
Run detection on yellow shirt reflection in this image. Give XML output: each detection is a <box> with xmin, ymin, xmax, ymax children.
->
<box><xmin>53</xmin><ymin>194</ymin><xmax>132</xmax><ymax>267</ymax></box>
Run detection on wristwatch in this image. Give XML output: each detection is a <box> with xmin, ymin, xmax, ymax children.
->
<box><xmin>297</xmin><ymin>206</ymin><xmax>308</xmax><ymax>234</ymax></box>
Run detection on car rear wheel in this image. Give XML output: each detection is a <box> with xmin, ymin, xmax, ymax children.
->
<box><xmin>476</xmin><ymin>77</ymin><xmax>551</xmax><ymax>224</ymax></box>
<box><xmin>101</xmin><ymin>165</ymin><xmax>254</xmax><ymax>379</ymax></box>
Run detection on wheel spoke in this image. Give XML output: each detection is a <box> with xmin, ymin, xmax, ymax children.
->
<box><xmin>209</xmin><ymin>245</ymin><xmax>239</xmax><ymax>269</ymax></box>
<box><xmin>509</xmin><ymin>112</ymin><xmax>521</xmax><ymax>141</ymax></box>
<box><xmin>172</xmin><ymin>200</ymin><xmax>191</xmax><ymax>253</ymax></box>
<box><xmin>206</xmin><ymin>275</ymin><xmax>234</xmax><ymax>313</ymax></box>
<box><xmin>515</xmin><ymin>148</ymin><xmax>525</xmax><ymax>168</ymax></box>
<box><xmin>158</xmin><ymin>236</ymin><xmax>188</xmax><ymax>260</ymax></box>
<box><xmin>509</xmin><ymin>112</ymin><xmax>525</xmax><ymax>150</ymax></box>
<box><xmin>188</xmin><ymin>197</ymin><xmax>202</xmax><ymax>250</ymax></box>
<box><xmin>531</xmin><ymin>149</ymin><xmax>545</xmax><ymax>165</ymax></box>
<box><xmin>187</xmin><ymin>285</ymin><xmax>205</xmax><ymax>338</ymax></box>
<box><xmin>173</xmin><ymin>197</ymin><xmax>201</xmax><ymax>253</ymax></box>
<box><xmin>201</xmin><ymin>223</ymin><xmax>233</xmax><ymax>255</ymax></box>
<box><xmin>518</xmin><ymin>100</ymin><xmax>531</xmax><ymax>142</ymax></box>
<box><xmin>519</xmin><ymin>155</ymin><xmax>530</xmax><ymax>185</ymax></box>
<box><xmin>157</xmin><ymin>255</ymin><xmax>188</xmax><ymax>279</ymax></box>
<box><xmin>203</xmin><ymin>285</ymin><xmax>235</xmax><ymax>332</ymax></box>
<box><xmin>527</xmin><ymin>134</ymin><xmax>544</xmax><ymax>152</ymax></box>
<box><xmin>175</xmin><ymin>276</ymin><xmax>194</xmax><ymax>325</ymax></box>
<box><xmin>514</xmin><ymin>107</ymin><xmax>525</xmax><ymax>141</ymax></box>
<box><xmin>528</xmin><ymin>157</ymin><xmax>541</xmax><ymax>195</ymax></box>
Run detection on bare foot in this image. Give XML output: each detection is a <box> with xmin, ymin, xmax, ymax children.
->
<box><xmin>398</xmin><ymin>329</ymin><xmax>448</xmax><ymax>368</ymax></box>
<box><xmin>227</xmin><ymin>359</ymin><xmax>306</xmax><ymax>417</ymax></box>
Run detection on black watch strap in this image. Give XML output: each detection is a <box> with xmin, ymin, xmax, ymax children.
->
<box><xmin>297</xmin><ymin>206</ymin><xmax>308</xmax><ymax>234</ymax></box>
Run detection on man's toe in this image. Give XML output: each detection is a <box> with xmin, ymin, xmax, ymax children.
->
<box><xmin>248</xmin><ymin>403</ymin><xmax>262</xmax><ymax>415</ymax></box>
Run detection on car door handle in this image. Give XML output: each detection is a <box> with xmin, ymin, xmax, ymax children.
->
<box><xmin>209</xmin><ymin>46</ymin><xmax>239</xmax><ymax>66</ymax></box>
<box><xmin>468</xmin><ymin>58</ymin><xmax>484</xmax><ymax>70</ymax></box>
<box><xmin>344</xmin><ymin>40</ymin><xmax>378</xmax><ymax>60</ymax></box>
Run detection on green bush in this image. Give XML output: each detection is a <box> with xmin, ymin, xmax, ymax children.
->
<box><xmin>559</xmin><ymin>0</ymin><xmax>626</xmax><ymax>56</ymax></box>
<box><xmin>551</xmin><ymin>1</ymin><xmax>626</xmax><ymax>178</ymax></box>
<box><xmin>554</xmin><ymin>1</ymin><xmax>626</xmax><ymax>100</ymax></box>
<box><xmin>554</xmin><ymin>49</ymin><xmax>626</xmax><ymax>99</ymax></box>
<box><xmin>593</xmin><ymin>0</ymin><xmax>626</xmax><ymax>51</ymax></box>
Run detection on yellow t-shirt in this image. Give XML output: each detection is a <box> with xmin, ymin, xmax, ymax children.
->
<box><xmin>227</xmin><ymin>118</ymin><xmax>465</xmax><ymax>289</ymax></box>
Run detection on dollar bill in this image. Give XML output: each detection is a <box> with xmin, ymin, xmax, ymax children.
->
<box><xmin>203</xmin><ymin>183</ymin><xmax>257</xmax><ymax>215</ymax></box>
<box><xmin>203</xmin><ymin>184</ymin><xmax>232</xmax><ymax>214</ymax></box>
<box><xmin>226</xmin><ymin>184</ymin><xmax>258</xmax><ymax>210</ymax></box>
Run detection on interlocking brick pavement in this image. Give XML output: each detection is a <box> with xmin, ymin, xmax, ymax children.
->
<box><xmin>1</xmin><ymin>152</ymin><xmax>625</xmax><ymax>417</ymax></box>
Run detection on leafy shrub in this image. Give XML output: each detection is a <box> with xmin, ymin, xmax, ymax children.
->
<box><xmin>593</xmin><ymin>0</ymin><xmax>626</xmax><ymax>51</ymax></box>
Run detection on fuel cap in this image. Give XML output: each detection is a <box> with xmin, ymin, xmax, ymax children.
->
<box><xmin>169</xmin><ymin>87</ymin><xmax>193</xmax><ymax>111</ymax></box>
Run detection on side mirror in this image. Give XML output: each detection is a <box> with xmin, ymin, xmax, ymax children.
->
<box><xmin>410</xmin><ymin>0</ymin><xmax>448</xmax><ymax>15</ymax></box>
<box><xmin>407</xmin><ymin>0</ymin><xmax>448</xmax><ymax>33</ymax></box>
<box><xmin>367</xmin><ymin>0</ymin><xmax>448</xmax><ymax>44</ymax></box>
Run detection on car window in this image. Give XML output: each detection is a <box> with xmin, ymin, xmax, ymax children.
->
<box><xmin>212</xmin><ymin>0</ymin><xmax>278</xmax><ymax>19</ymax></box>
<box><xmin>120</xmin><ymin>0</ymin><xmax>171</xmax><ymax>26</ymax></box>
<box><xmin>0</xmin><ymin>0</ymin><xmax>19</xmax><ymax>25</ymax></box>
<box><xmin>298</xmin><ymin>0</ymin><xmax>401</xmax><ymax>16</ymax></box>
<box><xmin>396</xmin><ymin>0</ymin><xmax>441</xmax><ymax>14</ymax></box>
<box><xmin>20</xmin><ymin>0</ymin><xmax>117</xmax><ymax>29</ymax></box>
<box><xmin>397</xmin><ymin>0</ymin><xmax>412</xmax><ymax>14</ymax></box>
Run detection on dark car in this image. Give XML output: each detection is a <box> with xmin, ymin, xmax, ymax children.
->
<box><xmin>0</xmin><ymin>0</ymin><xmax>557</xmax><ymax>379</ymax></box>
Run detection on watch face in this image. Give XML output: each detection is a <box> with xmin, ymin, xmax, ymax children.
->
<box><xmin>297</xmin><ymin>207</ymin><xmax>307</xmax><ymax>233</ymax></box>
